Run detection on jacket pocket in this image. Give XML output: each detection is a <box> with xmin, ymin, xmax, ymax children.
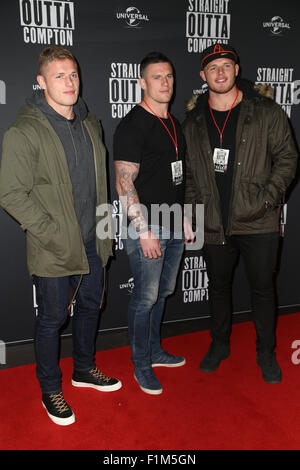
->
<box><xmin>233</xmin><ymin>178</ymin><xmax>267</xmax><ymax>223</ymax></box>
<box><xmin>197</xmin><ymin>187</ymin><xmax>220</xmax><ymax>234</ymax></box>
<box><xmin>31</xmin><ymin>216</ymin><xmax>65</xmax><ymax>257</ymax></box>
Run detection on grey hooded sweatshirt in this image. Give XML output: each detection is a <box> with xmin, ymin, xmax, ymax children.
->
<box><xmin>26</xmin><ymin>89</ymin><xmax>96</xmax><ymax>244</ymax></box>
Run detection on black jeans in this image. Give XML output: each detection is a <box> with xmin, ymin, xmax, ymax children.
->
<box><xmin>203</xmin><ymin>232</ymin><xmax>280</xmax><ymax>353</ymax></box>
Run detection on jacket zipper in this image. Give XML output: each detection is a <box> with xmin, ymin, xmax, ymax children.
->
<box><xmin>226</xmin><ymin>101</ymin><xmax>248</xmax><ymax>236</ymax></box>
<box><xmin>205</xmin><ymin>134</ymin><xmax>226</xmax><ymax>244</ymax></box>
<box><xmin>68</xmin><ymin>274</ymin><xmax>83</xmax><ymax>314</ymax></box>
<box><xmin>83</xmin><ymin>120</ymin><xmax>106</xmax><ymax>309</ymax></box>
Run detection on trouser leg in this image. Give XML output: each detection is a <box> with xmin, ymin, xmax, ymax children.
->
<box><xmin>125</xmin><ymin>240</ymin><xmax>164</xmax><ymax>369</ymax></box>
<box><xmin>71</xmin><ymin>238</ymin><xmax>103</xmax><ymax>371</ymax></box>
<box><xmin>203</xmin><ymin>241</ymin><xmax>239</xmax><ymax>345</ymax></box>
<box><xmin>33</xmin><ymin>275</ymin><xmax>70</xmax><ymax>393</ymax></box>
<box><xmin>235</xmin><ymin>232</ymin><xmax>279</xmax><ymax>353</ymax></box>
<box><xmin>150</xmin><ymin>233</ymin><xmax>184</xmax><ymax>358</ymax></box>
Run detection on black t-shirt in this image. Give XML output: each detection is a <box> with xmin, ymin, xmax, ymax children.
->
<box><xmin>113</xmin><ymin>105</ymin><xmax>186</xmax><ymax>231</ymax></box>
<box><xmin>205</xmin><ymin>101</ymin><xmax>241</xmax><ymax>232</ymax></box>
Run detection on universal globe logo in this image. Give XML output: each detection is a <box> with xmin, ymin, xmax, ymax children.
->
<box><xmin>125</xmin><ymin>7</ymin><xmax>141</xmax><ymax>27</ymax></box>
<box><xmin>119</xmin><ymin>277</ymin><xmax>135</xmax><ymax>295</ymax></box>
<box><xmin>116</xmin><ymin>6</ymin><xmax>150</xmax><ymax>28</ymax></box>
<box><xmin>263</xmin><ymin>16</ymin><xmax>291</xmax><ymax>36</ymax></box>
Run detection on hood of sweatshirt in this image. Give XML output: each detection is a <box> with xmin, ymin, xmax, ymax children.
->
<box><xmin>25</xmin><ymin>89</ymin><xmax>91</xmax><ymax>168</ymax></box>
<box><xmin>26</xmin><ymin>88</ymin><xmax>88</xmax><ymax>122</ymax></box>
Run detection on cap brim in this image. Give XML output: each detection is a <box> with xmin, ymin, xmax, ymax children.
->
<box><xmin>201</xmin><ymin>50</ymin><xmax>238</xmax><ymax>68</ymax></box>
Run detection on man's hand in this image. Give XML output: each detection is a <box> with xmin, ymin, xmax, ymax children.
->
<box><xmin>184</xmin><ymin>215</ymin><xmax>195</xmax><ymax>244</ymax></box>
<box><xmin>139</xmin><ymin>230</ymin><xmax>162</xmax><ymax>258</ymax></box>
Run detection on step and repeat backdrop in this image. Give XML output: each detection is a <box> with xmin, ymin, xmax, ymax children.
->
<box><xmin>0</xmin><ymin>0</ymin><xmax>299</xmax><ymax>347</ymax></box>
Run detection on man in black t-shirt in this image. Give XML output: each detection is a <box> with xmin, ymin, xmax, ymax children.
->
<box><xmin>183</xmin><ymin>44</ymin><xmax>297</xmax><ymax>384</ymax></box>
<box><xmin>113</xmin><ymin>52</ymin><xmax>194</xmax><ymax>395</ymax></box>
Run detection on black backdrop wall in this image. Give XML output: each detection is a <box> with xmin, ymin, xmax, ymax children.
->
<box><xmin>0</xmin><ymin>1</ymin><xmax>299</xmax><ymax>352</ymax></box>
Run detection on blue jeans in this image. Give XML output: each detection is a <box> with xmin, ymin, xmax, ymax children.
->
<box><xmin>123</xmin><ymin>226</ymin><xmax>184</xmax><ymax>370</ymax></box>
<box><xmin>33</xmin><ymin>238</ymin><xmax>103</xmax><ymax>394</ymax></box>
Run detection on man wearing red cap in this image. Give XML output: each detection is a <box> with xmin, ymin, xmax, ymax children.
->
<box><xmin>183</xmin><ymin>44</ymin><xmax>298</xmax><ymax>383</ymax></box>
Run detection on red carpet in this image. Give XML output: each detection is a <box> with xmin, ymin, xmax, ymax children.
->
<box><xmin>1</xmin><ymin>313</ymin><xmax>300</xmax><ymax>451</ymax></box>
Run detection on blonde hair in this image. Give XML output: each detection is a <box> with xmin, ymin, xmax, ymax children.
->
<box><xmin>38</xmin><ymin>46</ymin><xmax>77</xmax><ymax>75</ymax></box>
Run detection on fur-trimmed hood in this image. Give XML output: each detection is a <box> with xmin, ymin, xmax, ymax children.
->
<box><xmin>185</xmin><ymin>78</ymin><xmax>274</xmax><ymax>116</ymax></box>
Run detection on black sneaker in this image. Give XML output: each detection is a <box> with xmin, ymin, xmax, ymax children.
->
<box><xmin>200</xmin><ymin>341</ymin><xmax>230</xmax><ymax>373</ymax></box>
<box><xmin>42</xmin><ymin>392</ymin><xmax>75</xmax><ymax>426</ymax></box>
<box><xmin>257</xmin><ymin>351</ymin><xmax>282</xmax><ymax>384</ymax></box>
<box><xmin>72</xmin><ymin>367</ymin><xmax>122</xmax><ymax>392</ymax></box>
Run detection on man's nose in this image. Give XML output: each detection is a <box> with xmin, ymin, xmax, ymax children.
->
<box><xmin>65</xmin><ymin>76</ymin><xmax>73</xmax><ymax>86</ymax></box>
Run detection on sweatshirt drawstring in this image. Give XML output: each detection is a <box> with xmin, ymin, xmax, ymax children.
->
<box><xmin>66</xmin><ymin>119</ymin><xmax>88</xmax><ymax>167</ymax></box>
<box><xmin>66</xmin><ymin>120</ymin><xmax>78</xmax><ymax>166</ymax></box>
<box><xmin>80</xmin><ymin>121</ymin><xmax>88</xmax><ymax>144</ymax></box>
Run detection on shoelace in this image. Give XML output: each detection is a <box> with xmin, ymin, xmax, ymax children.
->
<box><xmin>90</xmin><ymin>367</ymin><xmax>112</xmax><ymax>383</ymax></box>
<box><xmin>49</xmin><ymin>392</ymin><xmax>70</xmax><ymax>414</ymax></box>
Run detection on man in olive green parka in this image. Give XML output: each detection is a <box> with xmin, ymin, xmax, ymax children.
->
<box><xmin>0</xmin><ymin>46</ymin><xmax>121</xmax><ymax>426</ymax></box>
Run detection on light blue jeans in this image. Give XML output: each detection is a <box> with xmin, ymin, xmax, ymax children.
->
<box><xmin>123</xmin><ymin>226</ymin><xmax>184</xmax><ymax>370</ymax></box>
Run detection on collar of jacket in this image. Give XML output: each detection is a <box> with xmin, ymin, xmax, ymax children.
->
<box><xmin>185</xmin><ymin>78</ymin><xmax>274</xmax><ymax>119</ymax></box>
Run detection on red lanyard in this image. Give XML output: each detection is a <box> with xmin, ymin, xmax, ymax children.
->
<box><xmin>208</xmin><ymin>88</ymin><xmax>239</xmax><ymax>148</ymax></box>
<box><xmin>142</xmin><ymin>99</ymin><xmax>178</xmax><ymax>158</ymax></box>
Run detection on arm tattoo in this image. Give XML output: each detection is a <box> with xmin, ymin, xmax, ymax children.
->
<box><xmin>114</xmin><ymin>161</ymin><xmax>148</xmax><ymax>232</ymax></box>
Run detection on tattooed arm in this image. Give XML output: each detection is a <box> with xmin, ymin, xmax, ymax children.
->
<box><xmin>114</xmin><ymin>160</ymin><xmax>162</xmax><ymax>258</ymax></box>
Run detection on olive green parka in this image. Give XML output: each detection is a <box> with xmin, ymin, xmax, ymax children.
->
<box><xmin>0</xmin><ymin>104</ymin><xmax>112</xmax><ymax>276</ymax></box>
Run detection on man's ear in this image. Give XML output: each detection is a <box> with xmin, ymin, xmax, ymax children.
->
<box><xmin>37</xmin><ymin>74</ymin><xmax>46</xmax><ymax>90</ymax></box>
<box><xmin>200</xmin><ymin>70</ymin><xmax>206</xmax><ymax>82</ymax></box>
<box><xmin>139</xmin><ymin>77</ymin><xmax>146</xmax><ymax>91</ymax></box>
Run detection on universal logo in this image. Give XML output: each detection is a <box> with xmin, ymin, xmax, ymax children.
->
<box><xmin>116</xmin><ymin>6</ymin><xmax>149</xmax><ymax>28</ymax></box>
<box><xmin>0</xmin><ymin>80</ymin><xmax>6</xmax><ymax>104</ymax></box>
<box><xmin>263</xmin><ymin>16</ymin><xmax>291</xmax><ymax>36</ymax></box>
<box><xmin>119</xmin><ymin>277</ymin><xmax>135</xmax><ymax>295</ymax></box>
<box><xmin>192</xmin><ymin>83</ymin><xmax>208</xmax><ymax>96</ymax></box>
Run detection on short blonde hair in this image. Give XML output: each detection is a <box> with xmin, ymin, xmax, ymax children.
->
<box><xmin>38</xmin><ymin>46</ymin><xmax>77</xmax><ymax>75</ymax></box>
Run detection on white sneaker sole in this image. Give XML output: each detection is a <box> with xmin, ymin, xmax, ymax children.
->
<box><xmin>134</xmin><ymin>374</ymin><xmax>163</xmax><ymax>395</ymax></box>
<box><xmin>71</xmin><ymin>379</ymin><xmax>122</xmax><ymax>392</ymax></box>
<box><xmin>42</xmin><ymin>402</ymin><xmax>75</xmax><ymax>426</ymax></box>
<box><xmin>152</xmin><ymin>358</ymin><xmax>186</xmax><ymax>368</ymax></box>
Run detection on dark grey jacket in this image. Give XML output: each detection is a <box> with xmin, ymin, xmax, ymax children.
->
<box><xmin>182</xmin><ymin>79</ymin><xmax>298</xmax><ymax>244</ymax></box>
